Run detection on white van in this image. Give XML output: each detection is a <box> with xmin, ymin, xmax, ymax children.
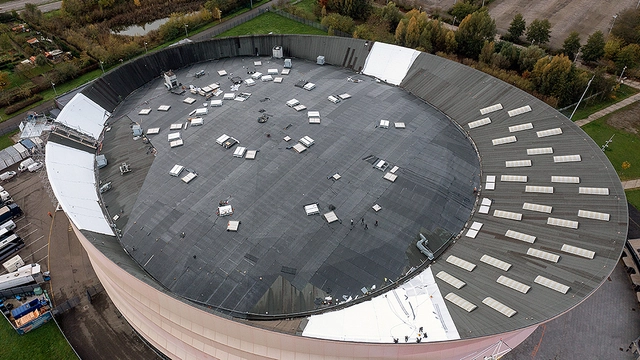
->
<box><xmin>0</xmin><ymin>171</ymin><xmax>16</xmax><ymax>181</ymax></box>
<box><xmin>27</xmin><ymin>162</ymin><xmax>43</xmax><ymax>172</ymax></box>
<box><xmin>18</xmin><ymin>158</ymin><xmax>35</xmax><ymax>172</ymax></box>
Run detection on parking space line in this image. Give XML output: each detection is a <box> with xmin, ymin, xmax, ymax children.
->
<box><xmin>16</xmin><ymin>222</ymin><xmax>31</xmax><ymax>232</ymax></box>
<box><xmin>31</xmin><ymin>243</ymin><xmax>49</xmax><ymax>255</ymax></box>
<box><xmin>26</xmin><ymin>235</ymin><xmax>44</xmax><ymax>247</ymax></box>
<box><xmin>22</xmin><ymin>229</ymin><xmax>39</xmax><ymax>238</ymax></box>
<box><xmin>35</xmin><ymin>255</ymin><xmax>48</xmax><ymax>264</ymax></box>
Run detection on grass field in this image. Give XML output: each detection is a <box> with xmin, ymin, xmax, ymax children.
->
<box><xmin>581</xmin><ymin>116</ymin><xmax>640</xmax><ymax>181</ymax></box>
<box><xmin>0</xmin><ymin>318</ymin><xmax>77</xmax><ymax>360</ymax></box>
<box><xmin>216</xmin><ymin>12</ymin><xmax>327</xmax><ymax>37</ymax></box>
<box><xmin>562</xmin><ymin>84</ymin><xmax>639</xmax><ymax>121</ymax></box>
<box><xmin>626</xmin><ymin>189</ymin><xmax>640</xmax><ymax>211</ymax></box>
<box><xmin>0</xmin><ymin>130</ymin><xmax>19</xmax><ymax>150</ymax></box>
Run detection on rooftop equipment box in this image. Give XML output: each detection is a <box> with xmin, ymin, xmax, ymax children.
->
<box><xmin>273</xmin><ymin>46</ymin><xmax>283</xmax><ymax>58</ymax></box>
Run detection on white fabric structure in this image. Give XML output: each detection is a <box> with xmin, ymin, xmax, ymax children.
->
<box><xmin>46</xmin><ymin>142</ymin><xmax>113</xmax><ymax>235</ymax></box>
<box><xmin>362</xmin><ymin>42</ymin><xmax>420</xmax><ymax>85</ymax></box>
<box><xmin>303</xmin><ymin>267</ymin><xmax>459</xmax><ymax>343</ymax></box>
<box><xmin>54</xmin><ymin>93</ymin><xmax>110</xmax><ymax>140</ymax></box>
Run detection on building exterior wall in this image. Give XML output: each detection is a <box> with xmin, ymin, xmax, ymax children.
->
<box><xmin>73</xmin><ymin>224</ymin><xmax>537</xmax><ymax>359</ymax></box>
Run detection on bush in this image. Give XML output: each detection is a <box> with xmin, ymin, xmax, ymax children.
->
<box><xmin>5</xmin><ymin>95</ymin><xmax>43</xmax><ymax>115</ymax></box>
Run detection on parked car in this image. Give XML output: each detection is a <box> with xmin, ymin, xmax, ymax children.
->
<box><xmin>27</xmin><ymin>162</ymin><xmax>43</xmax><ymax>172</ymax></box>
<box><xmin>0</xmin><ymin>172</ymin><xmax>16</xmax><ymax>181</ymax></box>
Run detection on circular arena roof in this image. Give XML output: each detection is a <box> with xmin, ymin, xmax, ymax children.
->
<box><xmin>47</xmin><ymin>35</ymin><xmax>628</xmax><ymax>357</ymax></box>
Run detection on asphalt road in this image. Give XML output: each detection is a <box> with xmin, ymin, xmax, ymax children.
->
<box><xmin>0</xmin><ymin>0</ymin><xmax>61</xmax><ymax>13</ymax></box>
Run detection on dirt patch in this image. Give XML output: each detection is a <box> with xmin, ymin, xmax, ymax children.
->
<box><xmin>416</xmin><ymin>0</ymin><xmax>638</xmax><ymax>50</ymax></box>
<box><xmin>606</xmin><ymin>101</ymin><xmax>640</xmax><ymax>134</ymax></box>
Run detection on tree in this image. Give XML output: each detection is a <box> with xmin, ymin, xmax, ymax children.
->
<box><xmin>341</xmin><ymin>0</ymin><xmax>371</xmax><ymax>20</ymax></box>
<box><xmin>495</xmin><ymin>41</ymin><xmax>519</xmax><ymax>69</ymax></box>
<box><xmin>479</xmin><ymin>41</ymin><xmax>494</xmax><ymax>64</ymax></box>
<box><xmin>525</xmin><ymin>19</ymin><xmax>551</xmax><ymax>45</ymax></box>
<box><xmin>22</xmin><ymin>3</ymin><xmax>42</xmax><ymax>25</ymax></box>
<box><xmin>604</xmin><ymin>36</ymin><xmax>624</xmax><ymax>61</ymax></box>
<box><xmin>518</xmin><ymin>45</ymin><xmax>546</xmax><ymax>72</ymax></box>
<box><xmin>530</xmin><ymin>54</ymin><xmax>575</xmax><ymax>105</ymax></box>
<box><xmin>444</xmin><ymin>30</ymin><xmax>457</xmax><ymax>54</ymax></box>
<box><xmin>505</xmin><ymin>13</ymin><xmax>525</xmax><ymax>41</ymax></box>
<box><xmin>395</xmin><ymin>20</ymin><xmax>406</xmax><ymax>46</ymax></box>
<box><xmin>611</xmin><ymin>8</ymin><xmax>640</xmax><ymax>45</ymax></box>
<box><xmin>405</xmin><ymin>16</ymin><xmax>420</xmax><ymax>48</ymax></box>
<box><xmin>378</xmin><ymin>1</ymin><xmax>402</xmax><ymax>31</ymax></box>
<box><xmin>562</xmin><ymin>31</ymin><xmax>581</xmax><ymax>60</ymax></box>
<box><xmin>0</xmin><ymin>72</ymin><xmax>9</xmax><ymax>91</ymax></box>
<box><xmin>455</xmin><ymin>10</ymin><xmax>496</xmax><ymax>59</ymax></box>
<box><xmin>581</xmin><ymin>31</ymin><xmax>605</xmax><ymax>63</ymax></box>
<box><xmin>34</xmin><ymin>54</ymin><xmax>47</xmax><ymax>66</ymax></box>
<box><xmin>615</xmin><ymin>44</ymin><xmax>640</xmax><ymax>72</ymax></box>
<box><xmin>321</xmin><ymin>13</ymin><xmax>355</xmax><ymax>34</ymax></box>
<box><xmin>450</xmin><ymin>1</ymin><xmax>478</xmax><ymax>22</ymax></box>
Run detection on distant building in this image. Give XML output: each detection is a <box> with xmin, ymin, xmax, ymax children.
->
<box><xmin>26</xmin><ymin>38</ymin><xmax>39</xmax><ymax>45</ymax></box>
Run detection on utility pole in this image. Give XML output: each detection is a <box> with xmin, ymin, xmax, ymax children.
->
<box><xmin>609</xmin><ymin>14</ymin><xmax>618</xmax><ymax>36</ymax></box>
<box><xmin>569</xmin><ymin>75</ymin><xmax>595</xmax><ymax>120</ymax></box>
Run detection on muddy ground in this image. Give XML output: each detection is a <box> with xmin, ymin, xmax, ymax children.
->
<box><xmin>2</xmin><ymin>164</ymin><xmax>159</xmax><ymax>360</ymax></box>
<box><xmin>417</xmin><ymin>0</ymin><xmax>639</xmax><ymax>49</ymax></box>
<box><xmin>606</xmin><ymin>101</ymin><xmax>640</xmax><ymax>134</ymax></box>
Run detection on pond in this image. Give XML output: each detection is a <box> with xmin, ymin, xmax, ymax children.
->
<box><xmin>112</xmin><ymin>17</ymin><xmax>170</xmax><ymax>36</ymax></box>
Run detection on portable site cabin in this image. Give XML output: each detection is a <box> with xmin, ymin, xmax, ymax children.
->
<box><xmin>261</xmin><ymin>75</ymin><xmax>273</xmax><ymax>82</ymax></box>
<box><xmin>267</xmin><ymin>69</ymin><xmax>279</xmax><ymax>75</ymax></box>
<box><xmin>286</xmin><ymin>99</ymin><xmax>300</xmax><ymax>107</ymax></box>
<box><xmin>223</xmin><ymin>93</ymin><xmax>235</xmax><ymax>100</ymax></box>
<box><xmin>190</xmin><ymin>118</ymin><xmax>204</xmax><ymax>126</ymax></box>
<box><xmin>233</xmin><ymin>147</ymin><xmax>246</xmax><ymax>158</ymax></box>
<box><xmin>210</xmin><ymin>100</ymin><xmax>222</xmax><ymax>107</ymax></box>
<box><xmin>217</xmin><ymin>205</ymin><xmax>233</xmax><ymax>217</ymax></box>
<box><xmin>245</xmin><ymin>78</ymin><xmax>256</xmax><ymax>87</ymax></box>
<box><xmin>328</xmin><ymin>95</ymin><xmax>341</xmax><ymax>104</ymax></box>
<box><xmin>194</xmin><ymin>108</ymin><xmax>208</xmax><ymax>116</ymax></box>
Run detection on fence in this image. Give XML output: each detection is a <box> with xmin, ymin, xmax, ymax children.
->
<box><xmin>271</xmin><ymin>8</ymin><xmax>352</xmax><ymax>38</ymax></box>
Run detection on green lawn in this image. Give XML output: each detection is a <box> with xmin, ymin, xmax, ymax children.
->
<box><xmin>216</xmin><ymin>12</ymin><xmax>327</xmax><ymax>37</ymax></box>
<box><xmin>581</xmin><ymin>116</ymin><xmax>640</xmax><ymax>181</ymax></box>
<box><xmin>626</xmin><ymin>189</ymin><xmax>640</xmax><ymax>211</ymax></box>
<box><xmin>563</xmin><ymin>84</ymin><xmax>639</xmax><ymax>121</ymax></box>
<box><xmin>0</xmin><ymin>130</ymin><xmax>19</xmax><ymax>150</ymax></box>
<box><xmin>293</xmin><ymin>0</ymin><xmax>318</xmax><ymax>18</ymax></box>
<box><xmin>0</xmin><ymin>318</ymin><xmax>77</xmax><ymax>360</ymax></box>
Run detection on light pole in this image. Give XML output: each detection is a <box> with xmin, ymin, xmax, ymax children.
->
<box><xmin>619</xmin><ymin>65</ymin><xmax>627</xmax><ymax>82</ymax></box>
<box><xmin>100</xmin><ymin>61</ymin><xmax>105</xmax><ymax>73</ymax></box>
<box><xmin>51</xmin><ymin>82</ymin><xmax>57</xmax><ymax>96</ymax></box>
<box><xmin>144</xmin><ymin>42</ymin><xmax>148</xmax><ymax>53</ymax></box>
<box><xmin>609</xmin><ymin>14</ymin><xmax>618</xmax><ymax>36</ymax></box>
<box><xmin>569</xmin><ymin>75</ymin><xmax>595</xmax><ymax>120</ymax></box>
<box><xmin>184</xmin><ymin>24</ymin><xmax>188</xmax><ymax>38</ymax></box>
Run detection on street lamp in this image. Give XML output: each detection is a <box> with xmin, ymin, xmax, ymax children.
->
<box><xmin>619</xmin><ymin>65</ymin><xmax>628</xmax><ymax>83</ymax></box>
<box><xmin>609</xmin><ymin>14</ymin><xmax>618</xmax><ymax>36</ymax></box>
<box><xmin>51</xmin><ymin>82</ymin><xmax>57</xmax><ymax>96</ymax></box>
<box><xmin>100</xmin><ymin>61</ymin><xmax>105</xmax><ymax>74</ymax></box>
<box><xmin>144</xmin><ymin>41</ymin><xmax>148</xmax><ymax>53</ymax></box>
<box><xmin>184</xmin><ymin>24</ymin><xmax>189</xmax><ymax>38</ymax></box>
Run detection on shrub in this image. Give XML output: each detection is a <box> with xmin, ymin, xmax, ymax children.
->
<box><xmin>5</xmin><ymin>95</ymin><xmax>43</xmax><ymax>115</ymax></box>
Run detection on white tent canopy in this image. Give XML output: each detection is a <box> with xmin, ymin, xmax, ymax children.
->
<box><xmin>302</xmin><ymin>267</ymin><xmax>459</xmax><ymax>343</ymax></box>
<box><xmin>55</xmin><ymin>93</ymin><xmax>110</xmax><ymax>140</ymax></box>
<box><xmin>46</xmin><ymin>142</ymin><xmax>113</xmax><ymax>235</ymax></box>
<box><xmin>362</xmin><ymin>42</ymin><xmax>420</xmax><ymax>86</ymax></box>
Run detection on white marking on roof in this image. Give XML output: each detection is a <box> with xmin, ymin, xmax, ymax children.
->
<box><xmin>501</xmin><ymin>175</ymin><xmax>527</xmax><ymax>182</ymax></box>
<box><xmin>492</xmin><ymin>136</ymin><xmax>517</xmax><ymax>145</ymax></box>
<box><xmin>554</xmin><ymin>155</ymin><xmax>581</xmax><ymax>163</ymax></box>
<box><xmin>579</xmin><ymin>187</ymin><xmax>609</xmax><ymax>195</ymax></box>
<box><xmin>480</xmin><ymin>103</ymin><xmax>503</xmax><ymax>115</ymax></box>
<box><xmin>505</xmin><ymin>160</ymin><xmax>531</xmax><ymax>167</ymax></box>
<box><xmin>561</xmin><ymin>244</ymin><xmax>595</xmax><ymax>259</ymax></box>
<box><xmin>525</xmin><ymin>185</ymin><xmax>554</xmax><ymax>193</ymax></box>
<box><xmin>493</xmin><ymin>210</ymin><xmax>522</xmax><ymax>221</ymax></box>
<box><xmin>468</xmin><ymin>118</ymin><xmax>491</xmax><ymax>129</ymax></box>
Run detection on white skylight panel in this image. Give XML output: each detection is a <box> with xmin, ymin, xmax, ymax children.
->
<box><xmin>480</xmin><ymin>255</ymin><xmax>512</xmax><ymax>271</ymax></box>
<box><xmin>482</xmin><ymin>297</ymin><xmax>517</xmax><ymax>317</ymax></box>
<box><xmin>527</xmin><ymin>147</ymin><xmax>553</xmax><ymax>155</ymax></box>
<box><xmin>501</xmin><ymin>175</ymin><xmax>527</xmax><ymax>182</ymax></box>
<box><xmin>579</xmin><ymin>187</ymin><xmax>609</xmax><ymax>195</ymax></box>
<box><xmin>525</xmin><ymin>186</ymin><xmax>554</xmax><ymax>194</ymax></box>
<box><xmin>537</xmin><ymin>128</ymin><xmax>562</xmax><ymax>137</ymax></box>
<box><xmin>505</xmin><ymin>160</ymin><xmax>531</xmax><ymax>168</ymax></box>
<box><xmin>505</xmin><ymin>229</ymin><xmax>536</xmax><ymax>243</ymax></box>
<box><xmin>468</xmin><ymin>118</ymin><xmax>491</xmax><ymax>129</ymax></box>
<box><xmin>522</xmin><ymin>202</ymin><xmax>552</xmax><ymax>213</ymax></box>
<box><xmin>527</xmin><ymin>248</ymin><xmax>560</xmax><ymax>263</ymax></box>
<box><xmin>561</xmin><ymin>244</ymin><xmax>596</xmax><ymax>259</ymax></box>
<box><xmin>493</xmin><ymin>210</ymin><xmax>522</xmax><ymax>221</ymax></box>
<box><xmin>480</xmin><ymin>103</ymin><xmax>503</xmax><ymax>115</ymax></box>
<box><xmin>547</xmin><ymin>217</ymin><xmax>579</xmax><ymax>229</ymax></box>
<box><xmin>554</xmin><ymin>155</ymin><xmax>581</xmax><ymax>163</ymax></box>
<box><xmin>509</xmin><ymin>123</ymin><xmax>533</xmax><ymax>133</ymax></box>
<box><xmin>445</xmin><ymin>293</ymin><xmax>477</xmax><ymax>312</ymax></box>
<box><xmin>551</xmin><ymin>176</ymin><xmax>580</xmax><ymax>183</ymax></box>
<box><xmin>578</xmin><ymin>210</ymin><xmax>610</xmax><ymax>221</ymax></box>
<box><xmin>496</xmin><ymin>275</ymin><xmax>530</xmax><ymax>294</ymax></box>
<box><xmin>492</xmin><ymin>136</ymin><xmax>517</xmax><ymax>145</ymax></box>
<box><xmin>436</xmin><ymin>271</ymin><xmax>466</xmax><ymax>289</ymax></box>
<box><xmin>508</xmin><ymin>105</ymin><xmax>531</xmax><ymax>117</ymax></box>
<box><xmin>534</xmin><ymin>275</ymin><xmax>570</xmax><ymax>294</ymax></box>
<box><xmin>446</xmin><ymin>255</ymin><xmax>476</xmax><ymax>272</ymax></box>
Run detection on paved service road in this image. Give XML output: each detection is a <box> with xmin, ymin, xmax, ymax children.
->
<box><xmin>0</xmin><ymin>0</ymin><xmax>61</xmax><ymax>12</ymax></box>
